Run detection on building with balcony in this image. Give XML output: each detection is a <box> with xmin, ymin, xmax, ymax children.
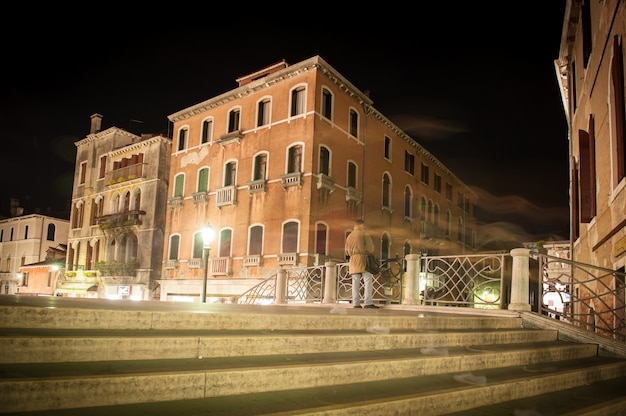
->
<box><xmin>0</xmin><ymin>209</ymin><xmax>68</xmax><ymax>295</ymax></box>
<box><xmin>159</xmin><ymin>56</ymin><xmax>478</xmax><ymax>302</ymax></box>
<box><xmin>555</xmin><ymin>1</ymin><xmax>625</xmax><ymax>273</ymax></box>
<box><xmin>66</xmin><ymin>114</ymin><xmax>171</xmax><ymax>299</ymax></box>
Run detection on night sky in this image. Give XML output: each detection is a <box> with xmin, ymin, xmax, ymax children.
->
<box><xmin>0</xmin><ymin>4</ymin><xmax>569</xmax><ymax>246</ymax></box>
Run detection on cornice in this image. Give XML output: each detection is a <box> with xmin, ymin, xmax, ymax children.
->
<box><xmin>74</xmin><ymin>127</ymin><xmax>138</xmax><ymax>147</ymax></box>
<box><xmin>109</xmin><ymin>135</ymin><xmax>171</xmax><ymax>157</ymax></box>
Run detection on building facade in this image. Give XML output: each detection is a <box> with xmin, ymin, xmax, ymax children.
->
<box><xmin>0</xmin><ymin>211</ymin><xmax>68</xmax><ymax>295</ymax></box>
<box><xmin>66</xmin><ymin>114</ymin><xmax>171</xmax><ymax>300</ymax></box>
<box><xmin>555</xmin><ymin>1</ymin><xmax>625</xmax><ymax>271</ymax></box>
<box><xmin>159</xmin><ymin>56</ymin><xmax>478</xmax><ymax>302</ymax></box>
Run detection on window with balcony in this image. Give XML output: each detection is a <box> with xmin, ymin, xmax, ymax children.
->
<box><xmin>249</xmin><ymin>153</ymin><xmax>268</xmax><ymax>194</ymax></box>
<box><xmin>99</xmin><ymin>155</ymin><xmax>107</xmax><ymax>179</ymax></box>
<box><xmin>248</xmin><ymin>225</ymin><xmax>263</xmax><ymax>256</ymax></box>
<box><xmin>282</xmin><ymin>145</ymin><xmax>303</xmax><ymax>188</ymax></box>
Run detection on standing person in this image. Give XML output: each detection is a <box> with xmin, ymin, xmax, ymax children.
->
<box><xmin>345</xmin><ymin>219</ymin><xmax>380</xmax><ymax>309</ymax></box>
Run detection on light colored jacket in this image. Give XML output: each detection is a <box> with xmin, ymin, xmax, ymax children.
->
<box><xmin>345</xmin><ymin>227</ymin><xmax>374</xmax><ymax>274</ymax></box>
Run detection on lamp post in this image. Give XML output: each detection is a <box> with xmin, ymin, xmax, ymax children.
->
<box><xmin>201</xmin><ymin>224</ymin><xmax>215</xmax><ymax>303</ymax></box>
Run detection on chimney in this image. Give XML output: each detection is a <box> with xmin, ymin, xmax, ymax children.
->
<box><xmin>90</xmin><ymin>113</ymin><xmax>103</xmax><ymax>134</ymax></box>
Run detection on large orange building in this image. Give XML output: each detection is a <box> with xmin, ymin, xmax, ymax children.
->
<box><xmin>159</xmin><ymin>56</ymin><xmax>478</xmax><ymax>302</ymax></box>
<box><xmin>555</xmin><ymin>1</ymin><xmax>625</xmax><ymax>271</ymax></box>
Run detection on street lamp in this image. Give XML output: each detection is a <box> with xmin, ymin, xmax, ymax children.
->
<box><xmin>201</xmin><ymin>224</ymin><xmax>215</xmax><ymax>303</ymax></box>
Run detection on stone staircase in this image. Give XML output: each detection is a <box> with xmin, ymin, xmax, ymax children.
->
<box><xmin>1</xmin><ymin>297</ymin><xmax>626</xmax><ymax>415</ymax></box>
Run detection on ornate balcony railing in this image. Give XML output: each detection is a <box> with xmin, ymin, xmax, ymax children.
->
<box><xmin>96</xmin><ymin>210</ymin><xmax>145</xmax><ymax>230</ymax></box>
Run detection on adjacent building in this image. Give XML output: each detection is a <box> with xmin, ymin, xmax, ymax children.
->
<box><xmin>65</xmin><ymin>115</ymin><xmax>171</xmax><ymax>300</ymax></box>
<box><xmin>0</xmin><ymin>207</ymin><xmax>69</xmax><ymax>295</ymax></box>
<box><xmin>159</xmin><ymin>56</ymin><xmax>478</xmax><ymax>302</ymax></box>
<box><xmin>555</xmin><ymin>1</ymin><xmax>625</xmax><ymax>272</ymax></box>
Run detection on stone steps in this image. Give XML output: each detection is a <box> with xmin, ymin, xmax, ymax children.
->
<box><xmin>1</xmin><ymin>297</ymin><xmax>626</xmax><ymax>415</ymax></box>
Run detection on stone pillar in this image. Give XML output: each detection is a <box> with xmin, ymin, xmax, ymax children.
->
<box><xmin>403</xmin><ymin>254</ymin><xmax>421</xmax><ymax>305</ymax></box>
<box><xmin>508</xmin><ymin>248</ymin><xmax>532</xmax><ymax>311</ymax></box>
<box><xmin>322</xmin><ymin>261</ymin><xmax>337</xmax><ymax>304</ymax></box>
<box><xmin>275</xmin><ymin>268</ymin><xmax>287</xmax><ymax>304</ymax></box>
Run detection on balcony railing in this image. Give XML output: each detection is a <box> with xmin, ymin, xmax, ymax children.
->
<box><xmin>105</xmin><ymin>163</ymin><xmax>146</xmax><ymax>185</ymax></box>
<box><xmin>94</xmin><ymin>261</ymin><xmax>138</xmax><ymax>277</ymax></box>
<box><xmin>210</xmin><ymin>257</ymin><xmax>231</xmax><ymax>275</ymax></box>
<box><xmin>216</xmin><ymin>186</ymin><xmax>237</xmax><ymax>207</ymax></box>
<box><xmin>247</xmin><ymin>179</ymin><xmax>266</xmax><ymax>194</ymax></box>
<box><xmin>96</xmin><ymin>210</ymin><xmax>145</xmax><ymax>230</ymax></box>
<box><xmin>316</xmin><ymin>173</ymin><xmax>335</xmax><ymax>192</ymax></box>
<box><xmin>167</xmin><ymin>196</ymin><xmax>183</xmax><ymax>208</ymax></box>
<box><xmin>345</xmin><ymin>187</ymin><xmax>362</xmax><ymax>203</ymax></box>
<box><xmin>192</xmin><ymin>191</ymin><xmax>209</xmax><ymax>205</ymax></box>
<box><xmin>280</xmin><ymin>172</ymin><xmax>302</xmax><ymax>189</ymax></box>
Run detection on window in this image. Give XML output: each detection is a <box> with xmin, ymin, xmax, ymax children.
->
<box><xmin>46</xmin><ymin>224</ymin><xmax>55</xmax><ymax>241</ymax></box>
<box><xmin>72</xmin><ymin>202</ymin><xmax>84</xmax><ymax>229</ymax></box>
<box><xmin>319</xmin><ymin>146</ymin><xmax>330</xmax><ymax>175</ymax></box>
<box><xmin>347</xmin><ymin>161</ymin><xmax>357</xmax><ymax>188</ymax></box>
<box><xmin>457</xmin><ymin>191</ymin><xmax>464</xmax><ymax>208</ymax></box>
<box><xmin>382</xmin><ymin>173</ymin><xmax>391</xmax><ymax>209</ymax></box>
<box><xmin>177</xmin><ymin>127</ymin><xmax>188</xmax><ymax>151</ymax></box>
<box><xmin>257</xmin><ymin>98</ymin><xmax>271</xmax><ymax>127</ymax></box>
<box><xmin>228</xmin><ymin>108</ymin><xmax>240</xmax><ymax>133</ymax></box>
<box><xmin>404</xmin><ymin>186</ymin><xmax>412</xmax><ymax>218</ymax></box>
<box><xmin>198</xmin><ymin>168</ymin><xmax>209</xmax><ymax>192</ymax></box>
<box><xmin>315</xmin><ymin>223</ymin><xmax>327</xmax><ymax>255</ymax></box>
<box><xmin>47</xmin><ymin>270</ymin><xmax>53</xmax><ymax>288</ymax></box>
<box><xmin>404</xmin><ymin>151</ymin><xmax>414</xmax><ymax>175</ymax></box>
<box><xmin>133</xmin><ymin>189</ymin><xmax>141</xmax><ymax>211</ymax></box>
<box><xmin>434</xmin><ymin>174</ymin><xmax>442</xmax><ymax>193</ymax></box>
<box><xmin>168</xmin><ymin>235</ymin><xmax>180</xmax><ymax>260</ymax></box>
<box><xmin>282</xmin><ymin>221</ymin><xmax>299</xmax><ymax>253</ymax></box>
<box><xmin>349</xmin><ymin>108</ymin><xmax>358</xmax><ymax>137</ymax></box>
<box><xmin>579</xmin><ymin>118</ymin><xmax>596</xmax><ymax>223</ymax></box>
<box><xmin>248</xmin><ymin>225</ymin><xmax>263</xmax><ymax>255</ymax></box>
<box><xmin>446</xmin><ymin>211</ymin><xmax>452</xmax><ymax>237</ymax></box>
<box><xmin>446</xmin><ymin>182</ymin><xmax>453</xmax><ymax>201</ymax></box>
<box><xmin>10</xmin><ymin>227</ymin><xmax>14</xmax><ymax>241</ymax></box>
<box><xmin>219</xmin><ymin>229</ymin><xmax>232</xmax><ymax>257</ymax></box>
<box><xmin>224</xmin><ymin>161</ymin><xmax>237</xmax><ymax>186</ymax></box>
<box><xmin>291</xmin><ymin>86</ymin><xmax>306</xmax><ymax>116</ymax></box>
<box><xmin>86</xmin><ymin>243</ymin><xmax>93</xmax><ymax>270</ymax></box>
<box><xmin>384</xmin><ymin>136</ymin><xmax>391</xmax><ymax>160</ymax></box>
<box><xmin>21</xmin><ymin>272</ymin><xmax>28</xmax><ymax>287</ymax></box>
<box><xmin>99</xmin><ymin>155</ymin><xmax>107</xmax><ymax>179</ymax></box>
<box><xmin>321</xmin><ymin>88</ymin><xmax>332</xmax><ymax>119</ymax></box>
<box><xmin>24</xmin><ymin>225</ymin><xmax>28</xmax><ymax>239</ymax></box>
<box><xmin>288</xmin><ymin>145</ymin><xmax>303</xmax><ymax>173</ymax></box>
<box><xmin>201</xmin><ymin>119</ymin><xmax>213</xmax><ymax>144</ymax></box>
<box><xmin>123</xmin><ymin>191</ymin><xmax>131</xmax><ymax>212</ymax></box>
<box><xmin>457</xmin><ymin>218</ymin><xmax>464</xmax><ymax>243</ymax></box>
<box><xmin>381</xmin><ymin>233</ymin><xmax>390</xmax><ymax>261</ymax></box>
<box><xmin>610</xmin><ymin>35</ymin><xmax>625</xmax><ymax>185</ymax></box>
<box><xmin>253</xmin><ymin>153</ymin><xmax>268</xmax><ymax>181</ymax></box>
<box><xmin>420</xmin><ymin>197</ymin><xmax>427</xmax><ymax>221</ymax></box>
<box><xmin>79</xmin><ymin>161</ymin><xmax>87</xmax><ymax>185</ymax></box>
<box><xmin>192</xmin><ymin>232</ymin><xmax>204</xmax><ymax>259</ymax></box>
<box><xmin>421</xmin><ymin>163</ymin><xmax>429</xmax><ymax>185</ymax></box>
<box><xmin>174</xmin><ymin>174</ymin><xmax>184</xmax><ymax>197</ymax></box>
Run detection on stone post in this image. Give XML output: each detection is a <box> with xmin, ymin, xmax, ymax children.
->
<box><xmin>403</xmin><ymin>254</ymin><xmax>421</xmax><ymax>305</ymax></box>
<box><xmin>508</xmin><ymin>248</ymin><xmax>532</xmax><ymax>311</ymax></box>
<box><xmin>323</xmin><ymin>261</ymin><xmax>337</xmax><ymax>304</ymax></box>
<box><xmin>275</xmin><ymin>267</ymin><xmax>287</xmax><ymax>304</ymax></box>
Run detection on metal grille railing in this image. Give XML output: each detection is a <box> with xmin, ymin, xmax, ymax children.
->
<box><xmin>536</xmin><ymin>252</ymin><xmax>626</xmax><ymax>340</ymax></box>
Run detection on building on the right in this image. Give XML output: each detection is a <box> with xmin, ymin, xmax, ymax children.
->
<box><xmin>555</xmin><ymin>0</ymin><xmax>625</xmax><ymax>273</ymax></box>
